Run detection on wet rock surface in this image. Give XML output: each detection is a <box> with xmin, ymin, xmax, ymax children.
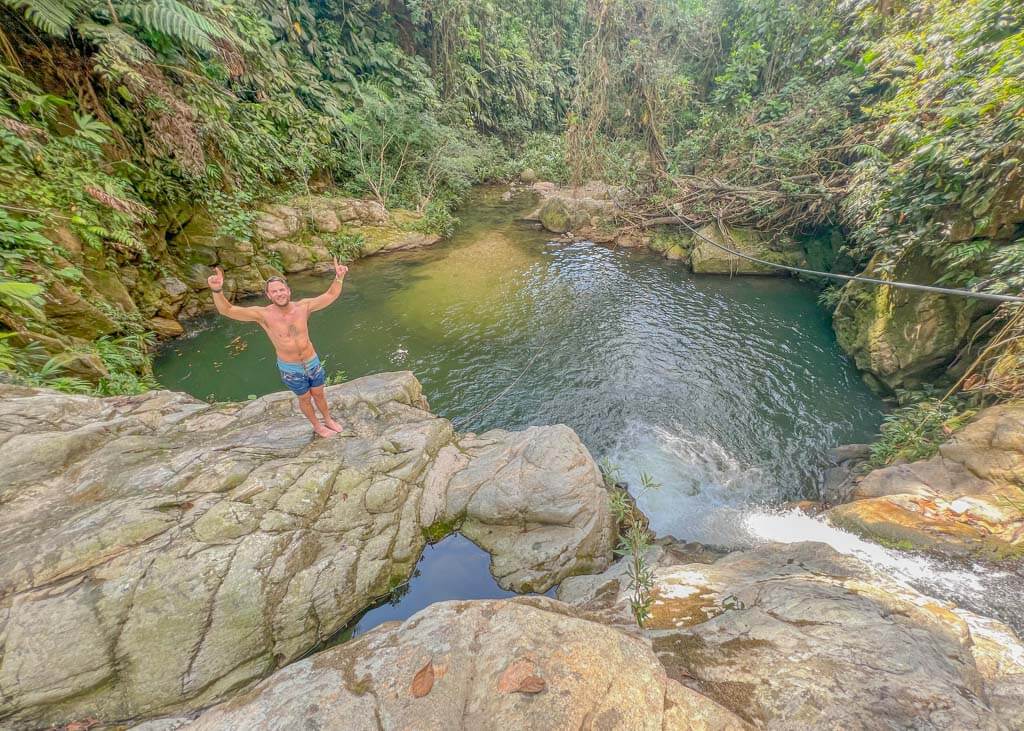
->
<box><xmin>0</xmin><ymin>373</ymin><xmax>613</xmax><ymax>728</ymax></box>
<box><xmin>559</xmin><ymin>541</ymin><xmax>1024</xmax><ymax>730</ymax></box>
<box><xmin>826</xmin><ymin>404</ymin><xmax>1024</xmax><ymax>560</ymax></box>
<box><xmin>138</xmin><ymin>597</ymin><xmax>750</xmax><ymax>731</ymax></box>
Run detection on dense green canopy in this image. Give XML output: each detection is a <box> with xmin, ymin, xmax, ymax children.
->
<box><xmin>1</xmin><ymin>0</ymin><xmax>1021</xmax><ymax>398</ymax></box>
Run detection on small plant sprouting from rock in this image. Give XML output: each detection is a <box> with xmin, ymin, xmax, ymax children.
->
<box><xmin>319</xmin><ymin>355</ymin><xmax>347</xmax><ymax>386</ymax></box>
<box><xmin>601</xmin><ymin>459</ymin><xmax>661</xmax><ymax>628</ymax></box>
<box><xmin>867</xmin><ymin>395</ymin><xmax>975</xmax><ymax>468</ymax></box>
<box><xmin>619</xmin><ymin>521</ymin><xmax>656</xmax><ymax>628</ymax></box>
<box><xmin>325</xmin><ymin>369</ymin><xmax>348</xmax><ymax>386</ymax></box>
<box><xmin>327</xmin><ymin>232</ymin><xmax>366</xmax><ymax>262</ymax></box>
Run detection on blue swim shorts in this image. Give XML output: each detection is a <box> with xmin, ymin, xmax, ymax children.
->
<box><xmin>277</xmin><ymin>353</ymin><xmax>326</xmax><ymax>396</ymax></box>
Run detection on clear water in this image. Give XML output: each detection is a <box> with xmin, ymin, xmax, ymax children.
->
<box><xmin>155</xmin><ymin>189</ymin><xmax>1024</xmax><ymax>633</ymax></box>
<box><xmin>155</xmin><ymin>189</ymin><xmax>884</xmax><ymax>547</ymax></box>
<box><xmin>348</xmin><ymin>535</ymin><xmax>524</xmax><ymax>636</ymax></box>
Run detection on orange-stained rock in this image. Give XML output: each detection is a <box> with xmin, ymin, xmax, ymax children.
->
<box><xmin>827</xmin><ymin>404</ymin><xmax>1024</xmax><ymax>559</ymax></box>
<box><xmin>166</xmin><ymin>598</ymin><xmax>750</xmax><ymax>731</ymax></box>
<box><xmin>559</xmin><ymin>541</ymin><xmax>1024</xmax><ymax>730</ymax></box>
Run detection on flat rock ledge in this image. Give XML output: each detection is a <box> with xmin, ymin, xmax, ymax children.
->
<box><xmin>139</xmin><ymin>597</ymin><xmax>749</xmax><ymax>731</ymax></box>
<box><xmin>0</xmin><ymin>373</ymin><xmax>614</xmax><ymax>728</ymax></box>
<box><xmin>559</xmin><ymin>541</ymin><xmax>1024</xmax><ymax>730</ymax></box>
<box><xmin>825</xmin><ymin>403</ymin><xmax>1024</xmax><ymax>560</ymax></box>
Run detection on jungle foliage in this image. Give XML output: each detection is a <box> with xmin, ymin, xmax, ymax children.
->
<box><xmin>1</xmin><ymin>0</ymin><xmax>1022</xmax><ymax>400</ymax></box>
<box><xmin>0</xmin><ymin>0</ymin><xmax>588</xmax><ymax>390</ymax></box>
<box><xmin>566</xmin><ymin>0</ymin><xmax>1023</xmax><ymax>401</ymax></box>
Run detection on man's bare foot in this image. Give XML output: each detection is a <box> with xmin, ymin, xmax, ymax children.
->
<box><xmin>323</xmin><ymin>418</ymin><xmax>345</xmax><ymax>433</ymax></box>
<box><xmin>313</xmin><ymin>424</ymin><xmax>335</xmax><ymax>439</ymax></box>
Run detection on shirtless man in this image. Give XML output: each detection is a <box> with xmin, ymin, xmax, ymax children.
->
<box><xmin>207</xmin><ymin>260</ymin><xmax>348</xmax><ymax>438</ymax></box>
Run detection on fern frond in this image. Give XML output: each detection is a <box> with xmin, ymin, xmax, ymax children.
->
<box><xmin>117</xmin><ymin>0</ymin><xmax>225</xmax><ymax>53</ymax></box>
<box><xmin>77</xmin><ymin>20</ymin><xmax>155</xmax><ymax>65</ymax></box>
<box><xmin>1</xmin><ymin>0</ymin><xmax>90</xmax><ymax>36</ymax></box>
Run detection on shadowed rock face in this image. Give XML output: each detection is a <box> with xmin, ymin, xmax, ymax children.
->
<box><xmin>827</xmin><ymin>404</ymin><xmax>1024</xmax><ymax>560</ymax></box>
<box><xmin>0</xmin><ymin>373</ymin><xmax>614</xmax><ymax>728</ymax></box>
<box><xmin>559</xmin><ymin>541</ymin><xmax>1024</xmax><ymax>730</ymax></box>
<box><xmin>832</xmin><ymin>251</ymin><xmax>987</xmax><ymax>392</ymax></box>
<box><xmin>140</xmin><ymin>597</ymin><xmax>750</xmax><ymax>731</ymax></box>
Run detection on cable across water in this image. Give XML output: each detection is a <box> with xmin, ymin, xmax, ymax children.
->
<box><xmin>665</xmin><ymin>215</ymin><xmax>1024</xmax><ymax>304</ymax></box>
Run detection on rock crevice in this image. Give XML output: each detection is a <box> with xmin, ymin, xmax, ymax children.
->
<box><xmin>0</xmin><ymin>373</ymin><xmax>614</xmax><ymax>728</ymax></box>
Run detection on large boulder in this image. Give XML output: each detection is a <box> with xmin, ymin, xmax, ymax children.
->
<box><xmin>826</xmin><ymin>404</ymin><xmax>1024</xmax><ymax>560</ymax></box>
<box><xmin>310</xmin><ymin>196</ymin><xmax>388</xmax><ymax>226</ymax></box>
<box><xmin>0</xmin><ymin>373</ymin><xmax>614</xmax><ymax>728</ymax></box>
<box><xmin>420</xmin><ymin>427</ymin><xmax>616</xmax><ymax>592</ymax></box>
<box><xmin>832</xmin><ymin>251</ymin><xmax>988</xmax><ymax>391</ymax></box>
<box><xmin>254</xmin><ymin>204</ymin><xmax>304</xmax><ymax>243</ymax></box>
<box><xmin>263</xmin><ymin>238</ymin><xmax>332</xmax><ymax>273</ymax></box>
<box><xmin>253</xmin><ymin>196</ymin><xmax>439</xmax><ymax>264</ymax></box>
<box><xmin>148</xmin><ymin>597</ymin><xmax>749</xmax><ymax>731</ymax></box>
<box><xmin>689</xmin><ymin>224</ymin><xmax>804</xmax><ymax>275</ymax></box>
<box><xmin>559</xmin><ymin>541</ymin><xmax>1024</xmax><ymax>729</ymax></box>
<box><xmin>528</xmin><ymin>182</ymin><xmax>623</xmax><ymax>241</ymax></box>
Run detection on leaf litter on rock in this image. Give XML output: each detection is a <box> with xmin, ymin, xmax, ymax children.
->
<box><xmin>411</xmin><ymin>659</ymin><xmax>435</xmax><ymax>697</ymax></box>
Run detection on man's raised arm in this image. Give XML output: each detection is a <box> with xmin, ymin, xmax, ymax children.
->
<box><xmin>207</xmin><ymin>267</ymin><xmax>262</xmax><ymax>322</ymax></box>
<box><xmin>304</xmin><ymin>258</ymin><xmax>349</xmax><ymax>313</ymax></box>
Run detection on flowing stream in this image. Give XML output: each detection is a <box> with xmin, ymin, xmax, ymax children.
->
<box><xmin>156</xmin><ymin>188</ymin><xmax>1019</xmax><ymax>633</ymax></box>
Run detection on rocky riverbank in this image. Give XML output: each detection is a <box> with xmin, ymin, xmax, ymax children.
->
<box><xmin>558</xmin><ymin>540</ymin><xmax>1024</xmax><ymax>729</ymax></box>
<box><xmin>823</xmin><ymin>403</ymin><xmax>1024</xmax><ymax>561</ymax></box>
<box><xmin>523</xmin><ymin>181</ymin><xmax>1021</xmax><ymax>398</ymax></box>
<box><xmin>0</xmin><ymin>373</ymin><xmax>613</xmax><ymax>728</ymax></box>
<box><xmin>524</xmin><ymin>182</ymin><xmax>806</xmax><ymax>276</ymax></box>
<box><xmin>2</xmin><ymin>373</ymin><xmax>1022</xmax><ymax>729</ymax></box>
<box><xmin>137</xmin><ymin>541</ymin><xmax>1024</xmax><ymax>730</ymax></box>
<box><xmin>16</xmin><ymin>194</ymin><xmax>441</xmax><ymax>383</ymax></box>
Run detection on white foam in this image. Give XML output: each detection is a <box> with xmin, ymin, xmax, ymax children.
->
<box><xmin>606</xmin><ymin>420</ymin><xmax>1015</xmax><ymax>629</ymax></box>
<box><xmin>959</xmin><ymin>612</ymin><xmax>1024</xmax><ymax>668</ymax></box>
<box><xmin>608</xmin><ymin>421</ymin><xmax>768</xmax><ymax>545</ymax></box>
<box><xmin>656</xmin><ymin>583</ymin><xmax>702</xmax><ymax>600</ymax></box>
<box><xmin>655</xmin><ymin>569</ymin><xmax>714</xmax><ymax>599</ymax></box>
<box><xmin>742</xmin><ymin>509</ymin><xmax>998</xmax><ymax>594</ymax></box>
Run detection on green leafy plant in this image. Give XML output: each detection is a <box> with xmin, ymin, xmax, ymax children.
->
<box><xmin>868</xmin><ymin>397</ymin><xmax>976</xmax><ymax>468</ymax></box>
<box><xmin>325</xmin><ymin>232</ymin><xmax>365</xmax><ymax>262</ymax></box>
<box><xmin>92</xmin><ymin>333</ymin><xmax>158</xmax><ymax>394</ymax></box>
<box><xmin>325</xmin><ymin>369</ymin><xmax>347</xmax><ymax>386</ymax></box>
<box><xmin>602</xmin><ymin>460</ymin><xmax>661</xmax><ymax>628</ymax></box>
<box><xmin>0</xmin><ymin>277</ymin><xmax>45</xmax><ymax>320</ymax></box>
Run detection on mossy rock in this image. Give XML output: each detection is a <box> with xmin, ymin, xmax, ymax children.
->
<box><xmin>800</xmin><ymin>228</ymin><xmax>854</xmax><ymax>274</ymax></box>
<box><xmin>422</xmin><ymin>516</ymin><xmax>463</xmax><ymax>544</ymax></box>
<box><xmin>539</xmin><ymin>198</ymin><xmax>572</xmax><ymax>234</ymax></box>
<box><xmin>649</xmin><ymin>227</ymin><xmax>692</xmax><ymax>261</ymax></box>
<box><xmin>832</xmin><ymin>251</ymin><xmax>987</xmax><ymax>391</ymax></box>
<box><xmin>690</xmin><ymin>224</ymin><xmax>803</xmax><ymax>275</ymax></box>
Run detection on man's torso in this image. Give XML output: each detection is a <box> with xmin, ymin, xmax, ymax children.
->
<box><xmin>258</xmin><ymin>303</ymin><xmax>316</xmax><ymax>362</ymax></box>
